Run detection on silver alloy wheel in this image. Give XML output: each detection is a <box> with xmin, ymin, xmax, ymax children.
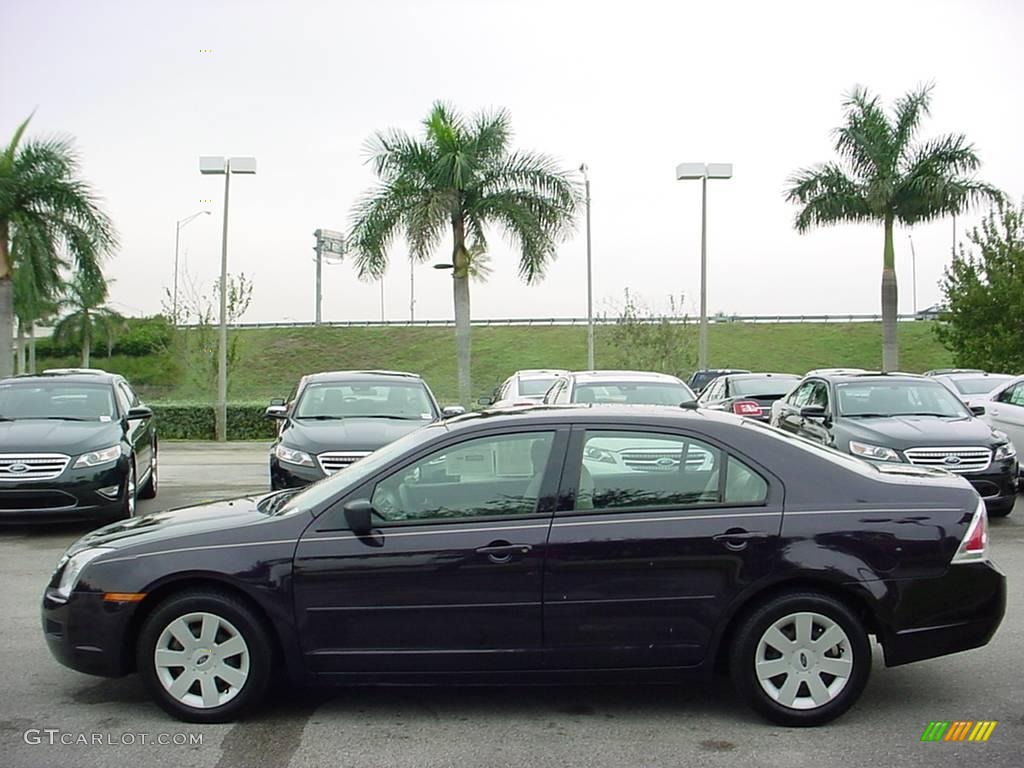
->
<box><xmin>126</xmin><ymin>464</ymin><xmax>136</xmax><ymax>516</ymax></box>
<box><xmin>755</xmin><ymin>611</ymin><xmax>854</xmax><ymax>710</ymax></box>
<box><xmin>150</xmin><ymin>452</ymin><xmax>158</xmax><ymax>493</ymax></box>
<box><xmin>154</xmin><ymin>611</ymin><xmax>251</xmax><ymax>709</ymax></box>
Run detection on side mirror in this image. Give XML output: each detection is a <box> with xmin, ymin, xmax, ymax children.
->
<box><xmin>477</xmin><ymin>396</ymin><xmax>493</xmax><ymax>406</ymax></box>
<box><xmin>269</xmin><ymin>398</ymin><xmax>285</xmax><ymax>407</ymax></box>
<box><xmin>126</xmin><ymin>405</ymin><xmax>153</xmax><ymax>421</ymax></box>
<box><xmin>442</xmin><ymin>405</ymin><xmax>466</xmax><ymax>418</ymax></box>
<box><xmin>800</xmin><ymin>405</ymin><xmax>828</xmax><ymax>420</ymax></box>
<box><xmin>970</xmin><ymin>405</ymin><xmax>986</xmax><ymax>416</ymax></box>
<box><xmin>265</xmin><ymin>405</ymin><xmax>288</xmax><ymax>419</ymax></box>
<box><xmin>343</xmin><ymin>498</ymin><xmax>374</xmax><ymax>535</ymax></box>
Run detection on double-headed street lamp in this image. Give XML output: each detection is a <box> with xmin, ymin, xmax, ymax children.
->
<box><xmin>172</xmin><ymin>210</ymin><xmax>210</xmax><ymax>322</ymax></box>
<box><xmin>675</xmin><ymin>162</ymin><xmax>733</xmax><ymax>370</ymax></box>
<box><xmin>200</xmin><ymin>155</ymin><xmax>257</xmax><ymax>442</ymax></box>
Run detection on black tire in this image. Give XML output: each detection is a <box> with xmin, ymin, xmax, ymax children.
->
<box><xmin>136</xmin><ymin>590</ymin><xmax>273</xmax><ymax>723</ymax></box>
<box><xmin>139</xmin><ymin>445</ymin><xmax>158</xmax><ymax>499</ymax></box>
<box><xmin>729</xmin><ymin>591</ymin><xmax>871</xmax><ymax>727</ymax></box>
<box><xmin>987</xmin><ymin>500</ymin><xmax>1014</xmax><ymax>518</ymax></box>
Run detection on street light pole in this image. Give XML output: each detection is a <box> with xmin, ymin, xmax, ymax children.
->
<box><xmin>675</xmin><ymin>162</ymin><xmax>733</xmax><ymax>371</ymax></box>
<box><xmin>580</xmin><ymin>164</ymin><xmax>594</xmax><ymax>369</ymax></box>
<box><xmin>200</xmin><ymin>155</ymin><xmax>256</xmax><ymax>442</ymax></box>
<box><xmin>172</xmin><ymin>210</ymin><xmax>210</xmax><ymax>322</ymax></box>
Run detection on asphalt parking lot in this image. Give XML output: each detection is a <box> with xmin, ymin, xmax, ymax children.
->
<box><xmin>1</xmin><ymin>442</ymin><xmax>1022</xmax><ymax>768</ymax></box>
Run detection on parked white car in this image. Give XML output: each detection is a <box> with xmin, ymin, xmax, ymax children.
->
<box><xmin>931</xmin><ymin>371</ymin><xmax>1015</xmax><ymax>408</ymax></box>
<box><xmin>483</xmin><ymin>369</ymin><xmax>570</xmax><ymax>408</ymax></box>
<box><xmin>980</xmin><ymin>375</ymin><xmax>1024</xmax><ymax>462</ymax></box>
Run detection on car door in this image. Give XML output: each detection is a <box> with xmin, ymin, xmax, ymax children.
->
<box><xmin>988</xmin><ymin>381</ymin><xmax>1024</xmax><ymax>455</ymax></box>
<box><xmin>116</xmin><ymin>381</ymin><xmax>153</xmax><ymax>478</ymax></box>
<box><xmin>776</xmin><ymin>380</ymin><xmax>814</xmax><ymax>433</ymax></box>
<box><xmin>292</xmin><ymin>426</ymin><xmax>569</xmax><ymax>674</ymax></box>
<box><xmin>543</xmin><ymin>425</ymin><xmax>782</xmax><ymax>669</ymax></box>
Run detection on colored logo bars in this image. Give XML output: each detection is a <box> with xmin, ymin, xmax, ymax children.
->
<box><xmin>921</xmin><ymin>721</ymin><xmax>998</xmax><ymax>742</ymax></box>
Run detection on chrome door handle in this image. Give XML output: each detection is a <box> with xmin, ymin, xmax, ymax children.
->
<box><xmin>475</xmin><ymin>542</ymin><xmax>532</xmax><ymax>563</ymax></box>
<box><xmin>713</xmin><ymin>531</ymin><xmax>771</xmax><ymax>551</ymax></box>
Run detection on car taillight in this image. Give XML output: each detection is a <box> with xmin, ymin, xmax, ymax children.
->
<box><xmin>732</xmin><ymin>400</ymin><xmax>763</xmax><ymax>417</ymax></box>
<box><xmin>951</xmin><ymin>497</ymin><xmax>989</xmax><ymax>564</ymax></box>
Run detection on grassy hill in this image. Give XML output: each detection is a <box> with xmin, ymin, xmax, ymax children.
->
<box><xmin>37</xmin><ymin>321</ymin><xmax>952</xmax><ymax>405</ymax></box>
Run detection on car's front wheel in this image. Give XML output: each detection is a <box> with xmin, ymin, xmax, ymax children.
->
<box><xmin>729</xmin><ymin>592</ymin><xmax>871</xmax><ymax>726</ymax></box>
<box><xmin>137</xmin><ymin>590</ymin><xmax>273</xmax><ymax>723</ymax></box>
<box><xmin>139</xmin><ymin>445</ymin><xmax>158</xmax><ymax>499</ymax></box>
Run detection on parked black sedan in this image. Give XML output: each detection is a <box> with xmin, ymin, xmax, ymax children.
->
<box><xmin>266</xmin><ymin>370</ymin><xmax>463</xmax><ymax>489</ymax></box>
<box><xmin>697</xmin><ymin>372</ymin><xmax>801</xmax><ymax>421</ymax></box>
<box><xmin>0</xmin><ymin>371</ymin><xmax>157</xmax><ymax>521</ymax></box>
<box><xmin>43</xmin><ymin>405</ymin><xmax>1004</xmax><ymax>726</ymax></box>
<box><xmin>772</xmin><ymin>372</ymin><xmax>1019</xmax><ymax>516</ymax></box>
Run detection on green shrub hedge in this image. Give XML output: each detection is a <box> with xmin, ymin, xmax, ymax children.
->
<box><xmin>151</xmin><ymin>402</ymin><xmax>278</xmax><ymax>440</ymax></box>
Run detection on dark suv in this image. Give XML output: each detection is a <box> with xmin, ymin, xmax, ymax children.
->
<box><xmin>772</xmin><ymin>372</ymin><xmax>1018</xmax><ymax>516</ymax></box>
<box><xmin>266</xmin><ymin>370</ymin><xmax>462</xmax><ymax>489</ymax></box>
<box><xmin>0</xmin><ymin>371</ymin><xmax>157</xmax><ymax>521</ymax></box>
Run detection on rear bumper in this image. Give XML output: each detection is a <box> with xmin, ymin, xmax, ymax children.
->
<box><xmin>879</xmin><ymin>560</ymin><xmax>1006</xmax><ymax>667</ymax></box>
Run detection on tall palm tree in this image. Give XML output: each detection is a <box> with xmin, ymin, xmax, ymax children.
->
<box><xmin>785</xmin><ymin>84</ymin><xmax>1002</xmax><ymax>370</ymax></box>
<box><xmin>348</xmin><ymin>103</ymin><xmax>579</xmax><ymax>404</ymax></box>
<box><xmin>11</xmin><ymin>226</ymin><xmax>62</xmax><ymax>373</ymax></box>
<box><xmin>52</xmin><ymin>271</ymin><xmax>123</xmax><ymax>367</ymax></box>
<box><xmin>0</xmin><ymin>114</ymin><xmax>116</xmax><ymax>377</ymax></box>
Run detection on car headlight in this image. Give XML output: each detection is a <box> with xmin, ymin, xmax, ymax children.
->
<box><xmin>54</xmin><ymin>548</ymin><xmax>114</xmax><ymax>601</ymax></box>
<box><xmin>849</xmin><ymin>441</ymin><xmax>901</xmax><ymax>462</ymax></box>
<box><xmin>583</xmin><ymin>446</ymin><xmax>618</xmax><ymax>464</ymax></box>
<box><xmin>73</xmin><ymin>444</ymin><xmax>124</xmax><ymax>468</ymax></box>
<box><xmin>995</xmin><ymin>442</ymin><xmax>1017</xmax><ymax>461</ymax></box>
<box><xmin>274</xmin><ymin>444</ymin><xmax>314</xmax><ymax>467</ymax></box>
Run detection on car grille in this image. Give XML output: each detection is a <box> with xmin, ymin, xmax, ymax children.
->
<box><xmin>620</xmin><ymin>449</ymin><xmax>710</xmax><ymax>471</ymax></box>
<box><xmin>318</xmin><ymin>451</ymin><xmax>372</xmax><ymax>475</ymax></box>
<box><xmin>0</xmin><ymin>454</ymin><xmax>71</xmax><ymax>482</ymax></box>
<box><xmin>904</xmin><ymin>447</ymin><xmax>992</xmax><ymax>474</ymax></box>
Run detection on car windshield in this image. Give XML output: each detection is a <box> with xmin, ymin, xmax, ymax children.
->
<box><xmin>518</xmin><ymin>378</ymin><xmax>557</xmax><ymax>397</ymax></box>
<box><xmin>731</xmin><ymin>377</ymin><xmax>800</xmax><ymax>397</ymax></box>
<box><xmin>574</xmin><ymin>381</ymin><xmax>695</xmax><ymax>405</ymax></box>
<box><xmin>294</xmin><ymin>381</ymin><xmax>436</xmax><ymax>420</ymax></box>
<box><xmin>269</xmin><ymin>424</ymin><xmax>445</xmax><ymax>516</ymax></box>
<box><xmin>0</xmin><ymin>381</ymin><xmax>116</xmax><ymax>421</ymax></box>
<box><xmin>836</xmin><ymin>380</ymin><xmax>970</xmax><ymax>418</ymax></box>
<box><xmin>951</xmin><ymin>376</ymin><xmax>1012</xmax><ymax>395</ymax></box>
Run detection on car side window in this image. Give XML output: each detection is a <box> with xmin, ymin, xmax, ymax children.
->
<box><xmin>574</xmin><ymin>430</ymin><xmax>766</xmax><ymax>511</ymax></box>
<box><xmin>1000</xmin><ymin>383</ymin><xmax>1024</xmax><ymax>406</ymax></box>
<box><xmin>808</xmin><ymin>381</ymin><xmax>830</xmax><ymax>410</ymax></box>
<box><xmin>790</xmin><ymin>382</ymin><xmax>814</xmax><ymax>406</ymax></box>
<box><xmin>369</xmin><ymin>431</ymin><xmax>556</xmax><ymax>523</ymax></box>
<box><xmin>119</xmin><ymin>381</ymin><xmax>140</xmax><ymax>407</ymax></box>
<box><xmin>113</xmin><ymin>384</ymin><xmax>131</xmax><ymax>415</ymax></box>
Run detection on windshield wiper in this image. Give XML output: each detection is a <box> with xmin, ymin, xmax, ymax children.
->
<box><xmin>359</xmin><ymin>414</ymin><xmax>425</xmax><ymax>420</ymax></box>
<box><xmin>295</xmin><ymin>415</ymin><xmax>345</xmax><ymax>421</ymax></box>
<box><xmin>40</xmin><ymin>416</ymin><xmax>94</xmax><ymax>422</ymax></box>
<box><xmin>844</xmin><ymin>413</ymin><xmax>890</xmax><ymax>418</ymax></box>
<box><xmin>899</xmin><ymin>412</ymin><xmax>955</xmax><ymax>417</ymax></box>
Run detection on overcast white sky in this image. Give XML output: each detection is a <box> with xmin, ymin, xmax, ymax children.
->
<box><xmin>3</xmin><ymin>0</ymin><xmax>1022</xmax><ymax>323</ymax></box>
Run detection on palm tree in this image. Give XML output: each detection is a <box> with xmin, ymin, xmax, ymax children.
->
<box><xmin>52</xmin><ymin>271</ymin><xmax>123</xmax><ymax>367</ymax></box>
<box><xmin>348</xmin><ymin>103</ymin><xmax>579</xmax><ymax>404</ymax></box>
<box><xmin>0</xmin><ymin>114</ymin><xmax>116</xmax><ymax>377</ymax></box>
<box><xmin>11</xmin><ymin>226</ymin><xmax>62</xmax><ymax>373</ymax></box>
<box><xmin>785</xmin><ymin>84</ymin><xmax>1002</xmax><ymax>370</ymax></box>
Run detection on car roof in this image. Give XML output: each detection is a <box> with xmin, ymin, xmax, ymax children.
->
<box><xmin>722</xmin><ymin>372</ymin><xmax>799</xmax><ymax>380</ymax></box>
<box><xmin>924</xmin><ymin>368</ymin><xmax>984</xmax><ymax>376</ymax></box>
<box><xmin>934</xmin><ymin>371</ymin><xmax>1011</xmax><ymax>380</ymax></box>
<box><xmin>446</xmin><ymin>403</ymin><xmax>737</xmax><ymax>430</ymax></box>
<box><xmin>514</xmin><ymin>369</ymin><xmax>570</xmax><ymax>379</ymax></box>
<box><xmin>2</xmin><ymin>372</ymin><xmax>120</xmax><ymax>385</ymax></box>
<box><xmin>814</xmin><ymin>372</ymin><xmax>930</xmax><ymax>384</ymax></box>
<box><xmin>303</xmin><ymin>370</ymin><xmax>425</xmax><ymax>383</ymax></box>
<box><xmin>570</xmin><ymin>370</ymin><xmax>685</xmax><ymax>383</ymax></box>
<box><xmin>693</xmin><ymin>368</ymin><xmax>750</xmax><ymax>375</ymax></box>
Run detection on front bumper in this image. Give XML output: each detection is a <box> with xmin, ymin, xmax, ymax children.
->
<box><xmin>269</xmin><ymin>456</ymin><xmax>324</xmax><ymax>489</ymax></box>
<box><xmin>41</xmin><ymin>588</ymin><xmax>135</xmax><ymax>677</ymax></box>
<box><xmin>963</xmin><ymin>457</ymin><xmax>1018</xmax><ymax>511</ymax></box>
<box><xmin>0</xmin><ymin>460</ymin><xmax>129</xmax><ymax>523</ymax></box>
<box><xmin>879</xmin><ymin>560</ymin><xmax>1006</xmax><ymax>667</ymax></box>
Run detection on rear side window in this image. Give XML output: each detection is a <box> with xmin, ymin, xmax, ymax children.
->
<box><xmin>575</xmin><ymin>430</ymin><xmax>767</xmax><ymax>511</ymax></box>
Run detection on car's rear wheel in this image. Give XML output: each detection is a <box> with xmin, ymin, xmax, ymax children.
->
<box><xmin>137</xmin><ymin>590</ymin><xmax>272</xmax><ymax>723</ymax></box>
<box><xmin>729</xmin><ymin>592</ymin><xmax>871</xmax><ymax>726</ymax></box>
<box><xmin>139</xmin><ymin>445</ymin><xmax>158</xmax><ymax>499</ymax></box>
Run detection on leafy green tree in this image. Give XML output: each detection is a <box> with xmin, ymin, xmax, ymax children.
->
<box><xmin>606</xmin><ymin>290</ymin><xmax>696</xmax><ymax>379</ymax></box>
<box><xmin>52</xmin><ymin>271</ymin><xmax>124</xmax><ymax>367</ymax></box>
<box><xmin>785</xmin><ymin>84</ymin><xmax>1002</xmax><ymax>371</ymax></box>
<box><xmin>347</xmin><ymin>103</ymin><xmax>579</xmax><ymax>404</ymax></box>
<box><xmin>0</xmin><ymin>114</ymin><xmax>116</xmax><ymax>377</ymax></box>
<box><xmin>937</xmin><ymin>202</ymin><xmax>1024</xmax><ymax>372</ymax></box>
